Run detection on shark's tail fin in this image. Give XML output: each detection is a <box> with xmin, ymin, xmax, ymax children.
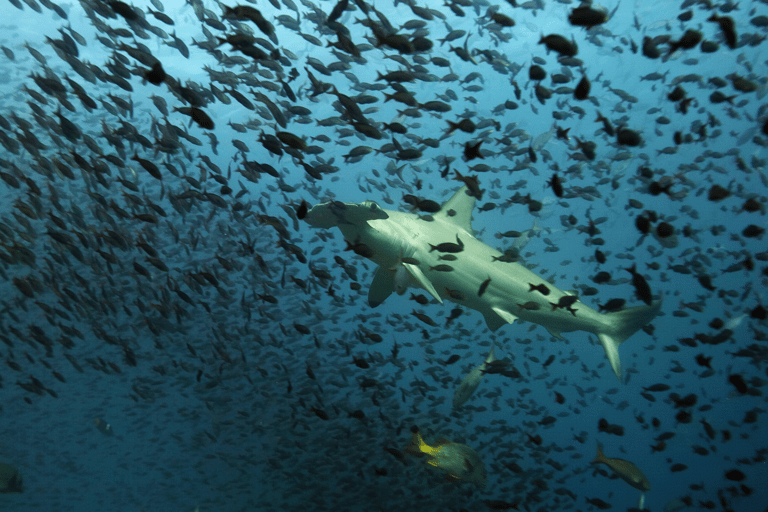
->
<box><xmin>597</xmin><ymin>299</ymin><xmax>662</xmax><ymax>380</ymax></box>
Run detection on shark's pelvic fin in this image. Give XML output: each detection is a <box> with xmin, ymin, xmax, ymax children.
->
<box><xmin>481</xmin><ymin>307</ymin><xmax>518</xmax><ymax>331</ymax></box>
<box><xmin>434</xmin><ymin>186</ymin><xmax>475</xmax><ymax>235</ymax></box>
<box><xmin>404</xmin><ymin>263</ymin><xmax>442</xmax><ymax>303</ymax></box>
<box><xmin>598</xmin><ymin>299</ymin><xmax>663</xmax><ymax>379</ymax></box>
<box><xmin>491</xmin><ymin>307</ymin><xmax>518</xmax><ymax>326</ymax></box>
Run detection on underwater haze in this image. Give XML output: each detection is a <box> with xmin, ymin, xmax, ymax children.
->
<box><xmin>0</xmin><ymin>0</ymin><xmax>767</xmax><ymax>511</ymax></box>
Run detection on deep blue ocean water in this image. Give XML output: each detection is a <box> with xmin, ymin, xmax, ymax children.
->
<box><xmin>0</xmin><ymin>0</ymin><xmax>767</xmax><ymax>511</ymax></box>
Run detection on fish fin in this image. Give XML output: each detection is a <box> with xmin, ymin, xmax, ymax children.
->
<box><xmin>368</xmin><ymin>267</ymin><xmax>395</xmax><ymax>308</ymax></box>
<box><xmin>592</xmin><ymin>441</ymin><xmax>605</xmax><ymax>465</ymax></box>
<box><xmin>481</xmin><ymin>307</ymin><xmax>511</xmax><ymax>331</ymax></box>
<box><xmin>404</xmin><ymin>263</ymin><xmax>442</xmax><ymax>303</ymax></box>
<box><xmin>491</xmin><ymin>307</ymin><xmax>518</xmax><ymax>325</ymax></box>
<box><xmin>597</xmin><ymin>299</ymin><xmax>662</xmax><ymax>379</ymax></box>
<box><xmin>434</xmin><ymin>186</ymin><xmax>475</xmax><ymax>234</ymax></box>
<box><xmin>546</xmin><ymin>328</ymin><xmax>565</xmax><ymax>340</ymax></box>
<box><xmin>412</xmin><ymin>431</ymin><xmax>438</xmax><ymax>456</ymax></box>
<box><xmin>484</xmin><ymin>346</ymin><xmax>496</xmax><ymax>365</ymax></box>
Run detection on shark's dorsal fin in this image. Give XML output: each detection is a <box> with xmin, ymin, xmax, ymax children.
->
<box><xmin>434</xmin><ymin>186</ymin><xmax>475</xmax><ymax>234</ymax></box>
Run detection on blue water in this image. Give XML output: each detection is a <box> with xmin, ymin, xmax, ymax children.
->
<box><xmin>0</xmin><ymin>0</ymin><xmax>766</xmax><ymax>511</ymax></box>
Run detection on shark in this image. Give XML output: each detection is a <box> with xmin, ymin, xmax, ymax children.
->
<box><xmin>304</xmin><ymin>186</ymin><xmax>662</xmax><ymax>379</ymax></box>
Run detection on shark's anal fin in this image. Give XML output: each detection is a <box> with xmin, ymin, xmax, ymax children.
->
<box><xmin>369</xmin><ymin>267</ymin><xmax>395</xmax><ymax>308</ymax></box>
<box><xmin>404</xmin><ymin>263</ymin><xmax>442</xmax><ymax>304</ymax></box>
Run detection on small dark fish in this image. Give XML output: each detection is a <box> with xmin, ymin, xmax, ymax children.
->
<box><xmin>593</xmin><ymin>271</ymin><xmax>611</xmax><ymax>284</ymax></box>
<box><xmin>594</xmin><ymin>249</ymin><xmax>606</xmax><ymax>264</ymax></box>
<box><xmin>310</xmin><ymin>407</ymin><xmax>329</xmax><ymax>420</ymax></box>
<box><xmin>464</xmin><ymin>140</ymin><xmax>484</xmax><ymax>160</ymax></box>
<box><xmin>547</xmin><ymin>173</ymin><xmax>564</xmax><ymax>197</ymax></box>
<box><xmin>574</xmin><ymin>75</ymin><xmax>590</xmax><ymax>100</ymax></box>
<box><xmin>568</xmin><ymin>6</ymin><xmax>607</xmax><ymax>28</ymax></box>
<box><xmin>345</xmin><ymin>240</ymin><xmax>374</xmax><ymax>258</ymax></box>
<box><xmin>478</xmin><ymin>277</ymin><xmax>492</xmax><ymax>297</ymax></box>
<box><xmin>585</xmin><ymin>497</ymin><xmax>611</xmax><ymax>510</ymax></box>
<box><xmin>707</xmin><ymin>14</ymin><xmax>737</xmax><ymax>48</ymax></box>
<box><xmin>429</xmin><ymin>235</ymin><xmax>464</xmax><ymax>253</ymax></box>
<box><xmin>624</xmin><ymin>264</ymin><xmax>652</xmax><ymax>305</ymax></box>
<box><xmin>296</xmin><ymin>200</ymin><xmax>308</xmax><ymax>220</ymax></box>
<box><xmin>597</xmin><ymin>418</ymin><xmax>624</xmax><ymax>436</ymax></box>
<box><xmin>143</xmin><ymin>61</ymin><xmax>166</xmax><ymax>85</ymax></box>
<box><xmin>616</xmin><ymin>127</ymin><xmax>642</xmax><ymax>146</ymax></box>
<box><xmin>441</xmin><ymin>354</ymin><xmax>461</xmax><ymax>365</ymax></box>
<box><xmin>484</xmin><ymin>500</ymin><xmax>519</xmax><ymax>510</ymax></box>
<box><xmin>539</xmin><ymin>34</ymin><xmax>578</xmax><ymax>56</ymax></box>
<box><xmin>728</xmin><ymin>374</ymin><xmax>748</xmax><ymax>394</ymax></box>
<box><xmin>529</xmin><ymin>283</ymin><xmax>550</xmax><ymax>296</ymax></box>
<box><xmin>517</xmin><ymin>301</ymin><xmax>541</xmax><ymax>311</ymax></box>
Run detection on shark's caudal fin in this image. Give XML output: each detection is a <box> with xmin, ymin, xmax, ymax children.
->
<box><xmin>597</xmin><ymin>300</ymin><xmax>662</xmax><ymax>380</ymax></box>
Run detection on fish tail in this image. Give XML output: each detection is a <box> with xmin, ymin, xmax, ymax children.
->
<box><xmin>597</xmin><ymin>299</ymin><xmax>662</xmax><ymax>379</ymax></box>
<box><xmin>592</xmin><ymin>441</ymin><xmax>605</xmax><ymax>465</ymax></box>
<box><xmin>410</xmin><ymin>426</ymin><xmax>429</xmax><ymax>454</ymax></box>
<box><xmin>484</xmin><ymin>346</ymin><xmax>496</xmax><ymax>365</ymax></box>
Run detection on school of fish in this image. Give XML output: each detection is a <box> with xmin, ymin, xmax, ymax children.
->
<box><xmin>0</xmin><ymin>0</ymin><xmax>767</xmax><ymax>511</ymax></box>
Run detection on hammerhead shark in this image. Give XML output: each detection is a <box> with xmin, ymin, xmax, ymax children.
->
<box><xmin>304</xmin><ymin>186</ymin><xmax>661</xmax><ymax>379</ymax></box>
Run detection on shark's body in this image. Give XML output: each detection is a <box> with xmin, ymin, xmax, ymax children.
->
<box><xmin>305</xmin><ymin>186</ymin><xmax>661</xmax><ymax>379</ymax></box>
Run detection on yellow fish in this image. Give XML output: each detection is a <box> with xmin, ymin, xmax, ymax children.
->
<box><xmin>592</xmin><ymin>442</ymin><xmax>651</xmax><ymax>492</ymax></box>
<box><xmin>408</xmin><ymin>426</ymin><xmax>487</xmax><ymax>489</ymax></box>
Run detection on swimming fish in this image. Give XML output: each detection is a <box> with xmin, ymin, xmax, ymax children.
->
<box><xmin>407</xmin><ymin>426</ymin><xmax>487</xmax><ymax>489</ymax></box>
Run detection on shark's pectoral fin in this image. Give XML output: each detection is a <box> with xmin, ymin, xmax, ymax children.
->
<box><xmin>404</xmin><ymin>263</ymin><xmax>442</xmax><ymax>304</ymax></box>
<box><xmin>369</xmin><ymin>267</ymin><xmax>394</xmax><ymax>308</ymax></box>
<box><xmin>483</xmin><ymin>307</ymin><xmax>518</xmax><ymax>331</ymax></box>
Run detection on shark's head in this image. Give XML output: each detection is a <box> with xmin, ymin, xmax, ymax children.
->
<box><xmin>304</xmin><ymin>200</ymin><xmax>389</xmax><ymax>229</ymax></box>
